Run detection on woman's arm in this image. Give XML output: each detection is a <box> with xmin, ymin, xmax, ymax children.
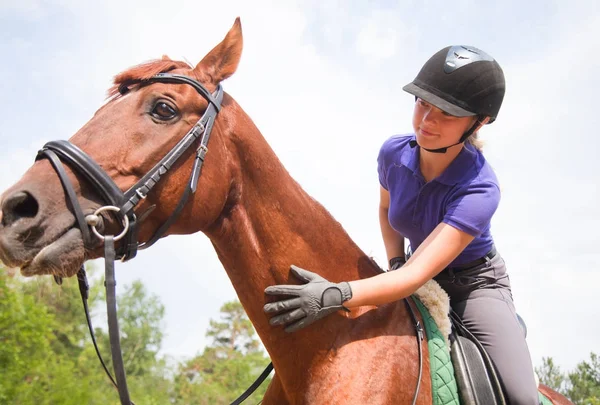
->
<box><xmin>263</xmin><ymin>215</ymin><xmax>475</xmax><ymax>332</ymax></box>
<box><xmin>379</xmin><ymin>186</ymin><xmax>406</xmax><ymax>264</ymax></box>
<box><xmin>345</xmin><ymin>222</ymin><xmax>475</xmax><ymax>307</ymax></box>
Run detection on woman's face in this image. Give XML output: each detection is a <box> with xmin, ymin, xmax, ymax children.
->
<box><xmin>412</xmin><ymin>98</ymin><xmax>478</xmax><ymax>151</ymax></box>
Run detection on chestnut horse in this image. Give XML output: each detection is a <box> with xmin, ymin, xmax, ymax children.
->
<box><xmin>0</xmin><ymin>18</ymin><xmax>570</xmax><ymax>405</ymax></box>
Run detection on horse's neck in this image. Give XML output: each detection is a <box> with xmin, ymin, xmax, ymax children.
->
<box><xmin>205</xmin><ymin>119</ymin><xmax>381</xmax><ymax>372</ymax></box>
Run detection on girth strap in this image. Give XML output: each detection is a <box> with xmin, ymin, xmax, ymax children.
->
<box><xmin>405</xmin><ymin>297</ymin><xmax>425</xmax><ymax>405</ymax></box>
<box><xmin>379</xmin><ymin>266</ymin><xmax>424</xmax><ymax>405</ymax></box>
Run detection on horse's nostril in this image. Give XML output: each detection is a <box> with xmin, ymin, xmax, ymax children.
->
<box><xmin>1</xmin><ymin>191</ymin><xmax>39</xmax><ymax>227</ymax></box>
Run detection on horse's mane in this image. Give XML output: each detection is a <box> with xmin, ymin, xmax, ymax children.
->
<box><xmin>107</xmin><ymin>56</ymin><xmax>192</xmax><ymax>98</ymax></box>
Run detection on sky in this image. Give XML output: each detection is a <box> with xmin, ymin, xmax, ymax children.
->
<box><xmin>0</xmin><ymin>0</ymin><xmax>598</xmax><ymax>374</ymax></box>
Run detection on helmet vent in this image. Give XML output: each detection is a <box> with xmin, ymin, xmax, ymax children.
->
<box><xmin>444</xmin><ymin>45</ymin><xmax>494</xmax><ymax>73</ymax></box>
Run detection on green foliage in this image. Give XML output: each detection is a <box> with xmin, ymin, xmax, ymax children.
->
<box><xmin>565</xmin><ymin>353</ymin><xmax>600</xmax><ymax>405</ymax></box>
<box><xmin>1</xmin><ymin>263</ymin><xmax>272</xmax><ymax>404</ymax></box>
<box><xmin>173</xmin><ymin>300</ymin><xmax>272</xmax><ymax>405</ymax></box>
<box><xmin>6</xmin><ymin>255</ymin><xmax>600</xmax><ymax>405</ymax></box>
<box><xmin>206</xmin><ymin>300</ymin><xmax>262</xmax><ymax>356</ymax></box>
<box><xmin>0</xmin><ymin>268</ymin><xmax>54</xmax><ymax>403</ymax></box>
<box><xmin>0</xmin><ymin>265</ymin><xmax>172</xmax><ymax>404</ymax></box>
<box><xmin>537</xmin><ymin>357</ymin><xmax>567</xmax><ymax>393</ymax></box>
<box><xmin>537</xmin><ymin>353</ymin><xmax>600</xmax><ymax>405</ymax></box>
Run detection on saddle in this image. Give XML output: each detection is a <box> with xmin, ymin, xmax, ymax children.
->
<box><xmin>449</xmin><ymin>311</ymin><xmax>528</xmax><ymax>405</ymax></box>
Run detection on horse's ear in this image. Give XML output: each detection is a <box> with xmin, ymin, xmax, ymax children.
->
<box><xmin>194</xmin><ymin>17</ymin><xmax>243</xmax><ymax>84</ymax></box>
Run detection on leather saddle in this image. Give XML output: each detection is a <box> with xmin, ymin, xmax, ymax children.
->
<box><xmin>450</xmin><ymin>311</ymin><xmax>528</xmax><ymax>405</ymax></box>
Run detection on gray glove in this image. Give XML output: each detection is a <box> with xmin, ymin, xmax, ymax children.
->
<box><xmin>264</xmin><ymin>265</ymin><xmax>353</xmax><ymax>332</ymax></box>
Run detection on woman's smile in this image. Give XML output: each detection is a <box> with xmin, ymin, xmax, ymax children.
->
<box><xmin>419</xmin><ymin>127</ymin><xmax>438</xmax><ymax>137</ymax></box>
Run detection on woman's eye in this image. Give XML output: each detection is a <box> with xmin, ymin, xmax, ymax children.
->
<box><xmin>418</xmin><ymin>99</ymin><xmax>429</xmax><ymax>107</ymax></box>
<box><xmin>151</xmin><ymin>102</ymin><xmax>177</xmax><ymax>120</ymax></box>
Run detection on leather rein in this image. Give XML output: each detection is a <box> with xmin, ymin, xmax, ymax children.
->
<box><xmin>36</xmin><ymin>73</ymin><xmax>272</xmax><ymax>405</ymax></box>
<box><xmin>35</xmin><ymin>72</ymin><xmax>424</xmax><ymax>404</ymax></box>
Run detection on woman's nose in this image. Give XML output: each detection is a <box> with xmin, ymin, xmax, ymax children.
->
<box><xmin>422</xmin><ymin>108</ymin><xmax>436</xmax><ymax>123</ymax></box>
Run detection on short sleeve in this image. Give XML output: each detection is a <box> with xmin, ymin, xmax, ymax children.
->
<box><xmin>377</xmin><ymin>139</ymin><xmax>391</xmax><ymax>190</ymax></box>
<box><xmin>443</xmin><ymin>182</ymin><xmax>501</xmax><ymax>237</ymax></box>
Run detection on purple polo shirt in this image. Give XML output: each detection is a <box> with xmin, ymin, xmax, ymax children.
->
<box><xmin>377</xmin><ymin>134</ymin><xmax>500</xmax><ymax>267</ymax></box>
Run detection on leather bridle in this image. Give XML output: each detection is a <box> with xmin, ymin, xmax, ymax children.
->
<box><xmin>39</xmin><ymin>72</ymin><xmax>223</xmax><ymax>262</ymax></box>
<box><xmin>34</xmin><ymin>72</ymin><xmax>423</xmax><ymax>405</ymax></box>
<box><xmin>36</xmin><ymin>73</ymin><xmax>272</xmax><ymax>405</ymax></box>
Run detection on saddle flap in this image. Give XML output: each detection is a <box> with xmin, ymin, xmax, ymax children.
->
<box><xmin>450</xmin><ymin>332</ymin><xmax>502</xmax><ymax>405</ymax></box>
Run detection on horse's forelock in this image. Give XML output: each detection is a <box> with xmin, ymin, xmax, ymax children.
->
<box><xmin>107</xmin><ymin>57</ymin><xmax>193</xmax><ymax>98</ymax></box>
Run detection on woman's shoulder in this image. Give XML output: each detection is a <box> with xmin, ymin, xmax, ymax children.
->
<box><xmin>380</xmin><ymin>133</ymin><xmax>415</xmax><ymax>152</ymax></box>
<box><xmin>378</xmin><ymin>133</ymin><xmax>415</xmax><ymax>163</ymax></box>
<box><xmin>459</xmin><ymin>143</ymin><xmax>500</xmax><ymax>186</ymax></box>
<box><xmin>474</xmin><ymin>148</ymin><xmax>500</xmax><ymax>188</ymax></box>
<box><xmin>378</xmin><ymin>133</ymin><xmax>415</xmax><ymax>167</ymax></box>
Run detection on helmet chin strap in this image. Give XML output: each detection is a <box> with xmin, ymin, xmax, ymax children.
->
<box><xmin>409</xmin><ymin>117</ymin><xmax>483</xmax><ymax>154</ymax></box>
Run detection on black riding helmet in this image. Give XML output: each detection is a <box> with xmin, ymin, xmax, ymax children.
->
<box><xmin>403</xmin><ymin>45</ymin><xmax>505</xmax><ymax>152</ymax></box>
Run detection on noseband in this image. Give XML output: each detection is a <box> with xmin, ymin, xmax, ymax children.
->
<box><xmin>35</xmin><ymin>73</ymin><xmax>272</xmax><ymax>405</ymax></box>
<box><xmin>37</xmin><ymin>72</ymin><xmax>223</xmax><ymax>261</ymax></box>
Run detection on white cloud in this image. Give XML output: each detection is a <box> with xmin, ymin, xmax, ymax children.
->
<box><xmin>1</xmin><ymin>0</ymin><xmax>598</xmax><ymax>377</ymax></box>
<box><xmin>0</xmin><ymin>0</ymin><xmax>45</xmax><ymax>20</ymax></box>
<box><xmin>355</xmin><ymin>10</ymin><xmax>402</xmax><ymax>61</ymax></box>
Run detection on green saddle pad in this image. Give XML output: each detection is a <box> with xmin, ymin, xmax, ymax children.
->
<box><xmin>538</xmin><ymin>392</ymin><xmax>553</xmax><ymax>405</ymax></box>
<box><xmin>413</xmin><ymin>296</ymin><xmax>553</xmax><ymax>405</ymax></box>
<box><xmin>412</xmin><ymin>296</ymin><xmax>460</xmax><ymax>405</ymax></box>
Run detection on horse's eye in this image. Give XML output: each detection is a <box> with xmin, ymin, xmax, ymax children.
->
<box><xmin>151</xmin><ymin>102</ymin><xmax>177</xmax><ymax>120</ymax></box>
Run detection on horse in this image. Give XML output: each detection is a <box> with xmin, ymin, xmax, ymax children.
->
<box><xmin>0</xmin><ymin>18</ymin><xmax>571</xmax><ymax>405</ymax></box>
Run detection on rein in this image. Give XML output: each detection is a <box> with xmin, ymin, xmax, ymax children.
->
<box><xmin>36</xmin><ymin>73</ymin><xmax>272</xmax><ymax>405</ymax></box>
<box><xmin>35</xmin><ymin>72</ymin><xmax>424</xmax><ymax>404</ymax></box>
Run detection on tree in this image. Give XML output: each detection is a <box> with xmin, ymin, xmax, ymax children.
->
<box><xmin>0</xmin><ymin>266</ymin><xmax>54</xmax><ymax>403</ymax></box>
<box><xmin>536</xmin><ymin>353</ymin><xmax>600</xmax><ymax>405</ymax></box>
<box><xmin>206</xmin><ymin>300</ymin><xmax>261</xmax><ymax>357</ymax></box>
<box><xmin>174</xmin><ymin>300</ymin><xmax>272</xmax><ymax>405</ymax></box>
<box><xmin>537</xmin><ymin>357</ymin><xmax>567</xmax><ymax>393</ymax></box>
<box><xmin>0</xmin><ymin>263</ymin><xmax>172</xmax><ymax>404</ymax></box>
<box><xmin>565</xmin><ymin>352</ymin><xmax>600</xmax><ymax>405</ymax></box>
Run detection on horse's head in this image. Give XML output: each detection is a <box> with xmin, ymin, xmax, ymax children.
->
<box><xmin>0</xmin><ymin>19</ymin><xmax>244</xmax><ymax>278</ymax></box>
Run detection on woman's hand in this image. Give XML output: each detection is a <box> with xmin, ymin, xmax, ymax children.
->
<box><xmin>264</xmin><ymin>265</ymin><xmax>353</xmax><ymax>332</ymax></box>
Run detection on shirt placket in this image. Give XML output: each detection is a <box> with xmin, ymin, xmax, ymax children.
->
<box><xmin>412</xmin><ymin>177</ymin><xmax>428</xmax><ymax>228</ymax></box>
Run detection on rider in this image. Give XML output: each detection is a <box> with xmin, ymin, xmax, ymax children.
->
<box><xmin>264</xmin><ymin>45</ymin><xmax>539</xmax><ymax>404</ymax></box>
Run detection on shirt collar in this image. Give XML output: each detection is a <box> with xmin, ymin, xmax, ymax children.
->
<box><xmin>400</xmin><ymin>134</ymin><xmax>479</xmax><ymax>186</ymax></box>
<box><xmin>400</xmin><ymin>135</ymin><xmax>420</xmax><ymax>175</ymax></box>
<box><xmin>435</xmin><ymin>142</ymin><xmax>479</xmax><ymax>185</ymax></box>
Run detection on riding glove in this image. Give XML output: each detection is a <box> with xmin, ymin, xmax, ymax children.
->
<box><xmin>264</xmin><ymin>265</ymin><xmax>353</xmax><ymax>333</ymax></box>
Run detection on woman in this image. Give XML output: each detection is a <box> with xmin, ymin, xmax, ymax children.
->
<box><xmin>264</xmin><ymin>45</ymin><xmax>539</xmax><ymax>404</ymax></box>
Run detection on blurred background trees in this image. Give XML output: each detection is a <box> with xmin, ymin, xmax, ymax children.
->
<box><xmin>1</xmin><ymin>262</ymin><xmax>596</xmax><ymax>404</ymax></box>
<box><xmin>0</xmin><ymin>264</ymin><xmax>270</xmax><ymax>404</ymax></box>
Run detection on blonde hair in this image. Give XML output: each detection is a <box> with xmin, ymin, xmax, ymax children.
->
<box><xmin>465</xmin><ymin>116</ymin><xmax>488</xmax><ymax>151</ymax></box>
<box><xmin>466</xmin><ymin>132</ymin><xmax>484</xmax><ymax>151</ymax></box>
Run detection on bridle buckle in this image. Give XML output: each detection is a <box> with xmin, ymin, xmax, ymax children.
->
<box><xmin>135</xmin><ymin>188</ymin><xmax>147</xmax><ymax>199</ymax></box>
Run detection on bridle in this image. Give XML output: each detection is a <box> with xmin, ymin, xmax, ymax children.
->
<box><xmin>35</xmin><ymin>73</ymin><xmax>272</xmax><ymax>405</ymax></box>
<box><xmin>34</xmin><ymin>72</ymin><xmax>424</xmax><ymax>405</ymax></box>
<box><xmin>39</xmin><ymin>72</ymin><xmax>223</xmax><ymax>262</ymax></box>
